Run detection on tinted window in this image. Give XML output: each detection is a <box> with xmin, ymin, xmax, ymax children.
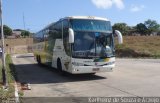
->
<box><xmin>34</xmin><ymin>31</ymin><xmax>44</xmax><ymax>43</ymax></box>
<box><xmin>49</xmin><ymin>21</ymin><xmax>62</xmax><ymax>39</ymax></box>
<box><xmin>70</xmin><ymin>19</ymin><xmax>112</xmax><ymax>32</ymax></box>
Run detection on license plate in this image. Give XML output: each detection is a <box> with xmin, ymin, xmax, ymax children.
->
<box><xmin>93</xmin><ymin>68</ymin><xmax>100</xmax><ymax>71</ymax></box>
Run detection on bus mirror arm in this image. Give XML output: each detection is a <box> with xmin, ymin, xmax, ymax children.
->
<box><xmin>69</xmin><ymin>28</ymin><xmax>74</xmax><ymax>43</ymax></box>
<box><xmin>115</xmin><ymin>30</ymin><xmax>123</xmax><ymax>44</ymax></box>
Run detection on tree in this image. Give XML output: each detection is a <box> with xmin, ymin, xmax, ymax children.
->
<box><xmin>136</xmin><ymin>23</ymin><xmax>148</xmax><ymax>35</ymax></box>
<box><xmin>112</xmin><ymin>23</ymin><xmax>130</xmax><ymax>35</ymax></box>
<box><xmin>144</xmin><ymin>19</ymin><xmax>160</xmax><ymax>35</ymax></box>
<box><xmin>0</xmin><ymin>25</ymin><xmax>12</xmax><ymax>37</ymax></box>
<box><xmin>21</xmin><ymin>30</ymin><xmax>30</xmax><ymax>37</ymax></box>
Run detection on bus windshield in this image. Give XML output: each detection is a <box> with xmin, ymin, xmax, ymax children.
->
<box><xmin>71</xmin><ymin>19</ymin><xmax>114</xmax><ymax>58</ymax></box>
<box><xmin>72</xmin><ymin>31</ymin><xmax>115</xmax><ymax>58</ymax></box>
<box><xmin>70</xmin><ymin>19</ymin><xmax>112</xmax><ymax>32</ymax></box>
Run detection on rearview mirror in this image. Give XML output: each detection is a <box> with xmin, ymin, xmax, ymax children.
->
<box><xmin>69</xmin><ymin>28</ymin><xmax>74</xmax><ymax>43</ymax></box>
<box><xmin>115</xmin><ymin>30</ymin><xmax>123</xmax><ymax>44</ymax></box>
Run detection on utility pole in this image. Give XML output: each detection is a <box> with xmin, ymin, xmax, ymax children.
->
<box><xmin>23</xmin><ymin>12</ymin><xmax>26</xmax><ymax>30</ymax></box>
<box><xmin>0</xmin><ymin>0</ymin><xmax>8</xmax><ymax>89</ymax></box>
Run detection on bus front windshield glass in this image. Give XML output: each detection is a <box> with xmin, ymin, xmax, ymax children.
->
<box><xmin>71</xmin><ymin>19</ymin><xmax>112</xmax><ymax>32</ymax></box>
<box><xmin>71</xmin><ymin>19</ymin><xmax>114</xmax><ymax>58</ymax></box>
<box><xmin>72</xmin><ymin>32</ymin><xmax>114</xmax><ymax>58</ymax></box>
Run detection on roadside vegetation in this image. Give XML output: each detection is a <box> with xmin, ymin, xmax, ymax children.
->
<box><xmin>115</xmin><ymin>36</ymin><xmax>160</xmax><ymax>58</ymax></box>
<box><xmin>0</xmin><ymin>54</ymin><xmax>16</xmax><ymax>99</ymax></box>
<box><xmin>113</xmin><ymin>19</ymin><xmax>160</xmax><ymax>36</ymax></box>
<box><xmin>113</xmin><ymin>19</ymin><xmax>160</xmax><ymax>58</ymax></box>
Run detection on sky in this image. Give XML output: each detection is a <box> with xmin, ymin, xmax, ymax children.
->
<box><xmin>2</xmin><ymin>0</ymin><xmax>160</xmax><ymax>32</ymax></box>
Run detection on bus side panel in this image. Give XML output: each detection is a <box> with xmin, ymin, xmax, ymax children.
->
<box><xmin>32</xmin><ymin>42</ymin><xmax>46</xmax><ymax>63</ymax></box>
<box><xmin>51</xmin><ymin>39</ymin><xmax>72</xmax><ymax>73</ymax></box>
<box><xmin>51</xmin><ymin>39</ymin><xmax>64</xmax><ymax>69</ymax></box>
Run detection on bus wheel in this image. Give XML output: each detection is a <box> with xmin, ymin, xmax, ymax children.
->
<box><xmin>57</xmin><ymin>59</ymin><xmax>65</xmax><ymax>75</ymax></box>
<box><xmin>37</xmin><ymin>55</ymin><xmax>41</xmax><ymax>65</ymax></box>
<box><xmin>90</xmin><ymin>73</ymin><xmax>96</xmax><ymax>75</ymax></box>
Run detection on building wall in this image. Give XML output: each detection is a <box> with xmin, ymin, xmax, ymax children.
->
<box><xmin>0</xmin><ymin>38</ymin><xmax>33</xmax><ymax>54</ymax></box>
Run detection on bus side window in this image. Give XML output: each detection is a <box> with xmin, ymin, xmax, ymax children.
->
<box><xmin>34</xmin><ymin>31</ymin><xmax>44</xmax><ymax>43</ymax></box>
<box><xmin>52</xmin><ymin>21</ymin><xmax>62</xmax><ymax>39</ymax></box>
<box><xmin>63</xmin><ymin>20</ymin><xmax>71</xmax><ymax>56</ymax></box>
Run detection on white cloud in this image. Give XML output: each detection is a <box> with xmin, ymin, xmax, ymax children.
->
<box><xmin>130</xmin><ymin>5</ymin><xmax>145</xmax><ymax>12</ymax></box>
<box><xmin>91</xmin><ymin>0</ymin><xmax>125</xmax><ymax>10</ymax></box>
<box><xmin>113</xmin><ymin>0</ymin><xmax>125</xmax><ymax>9</ymax></box>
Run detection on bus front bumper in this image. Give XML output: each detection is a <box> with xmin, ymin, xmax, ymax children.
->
<box><xmin>71</xmin><ymin>64</ymin><xmax>115</xmax><ymax>74</ymax></box>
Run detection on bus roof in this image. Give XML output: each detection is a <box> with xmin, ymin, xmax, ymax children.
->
<box><xmin>36</xmin><ymin>16</ymin><xmax>110</xmax><ymax>33</ymax></box>
<box><xmin>62</xmin><ymin>16</ymin><xmax>110</xmax><ymax>21</ymax></box>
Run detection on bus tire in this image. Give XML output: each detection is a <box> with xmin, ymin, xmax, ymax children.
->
<box><xmin>57</xmin><ymin>59</ymin><xmax>66</xmax><ymax>75</ymax></box>
<box><xmin>37</xmin><ymin>55</ymin><xmax>42</xmax><ymax>65</ymax></box>
<box><xmin>90</xmin><ymin>73</ymin><xmax>96</xmax><ymax>75</ymax></box>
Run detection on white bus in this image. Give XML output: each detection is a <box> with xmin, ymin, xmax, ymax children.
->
<box><xmin>33</xmin><ymin>16</ymin><xmax>123</xmax><ymax>74</ymax></box>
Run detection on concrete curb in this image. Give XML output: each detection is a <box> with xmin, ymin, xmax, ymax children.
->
<box><xmin>15</xmin><ymin>82</ymin><xmax>19</xmax><ymax>103</ymax></box>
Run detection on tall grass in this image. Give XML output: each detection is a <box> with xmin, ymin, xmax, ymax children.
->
<box><xmin>0</xmin><ymin>54</ymin><xmax>15</xmax><ymax>98</ymax></box>
<box><xmin>115</xmin><ymin>36</ymin><xmax>160</xmax><ymax>58</ymax></box>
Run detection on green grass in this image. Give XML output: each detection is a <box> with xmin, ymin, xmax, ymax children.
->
<box><xmin>0</xmin><ymin>54</ymin><xmax>16</xmax><ymax>98</ymax></box>
<box><xmin>115</xmin><ymin>36</ymin><xmax>160</xmax><ymax>58</ymax></box>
